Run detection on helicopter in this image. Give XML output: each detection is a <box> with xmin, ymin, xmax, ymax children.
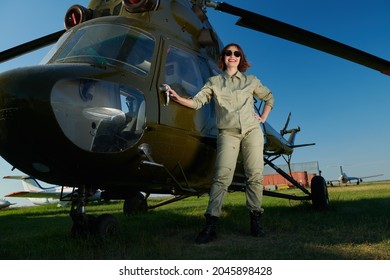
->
<box><xmin>0</xmin><ymin>0</ymin><xmax>389</xmax><ymax>237</ymax></box>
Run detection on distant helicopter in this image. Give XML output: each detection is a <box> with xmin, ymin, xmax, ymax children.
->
<box><xmin>1</xmin><ymin>0</ymin><xmax>389</xmax><ymax>237</ymax></box>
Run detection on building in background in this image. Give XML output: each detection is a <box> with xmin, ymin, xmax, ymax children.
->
<box><xmin>263</xmin><ymin>161</ymin><xmax>320</xmax><ymax>190</ymax></box>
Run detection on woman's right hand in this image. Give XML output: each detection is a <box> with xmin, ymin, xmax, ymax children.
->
<box><xmin>162</xmin><ymin>84</ymin><xmax>194</xmax><ymax>108</ymax></box>
<box><xmin>165</xmin><ymin>86</ymin><xmax>179</xmax><ymax>101</ymax></box>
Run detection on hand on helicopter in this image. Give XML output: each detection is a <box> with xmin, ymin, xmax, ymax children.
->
<box><xmin>162</xmin><ymin>84</ymin><xmax>180</xmax><ymax>101</ymax></box>
<box><xmin>160</xmin><ymin>84</ymin><xmax>194</xmax><ymax>108</ymax></box>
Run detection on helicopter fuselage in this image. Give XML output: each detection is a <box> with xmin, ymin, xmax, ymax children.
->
<box><xmin>0</xmin><ymin>0</ymin><xmax>305</xmax><ymax>200</ymax></box>
<box><xmin>0</xmin><ymin>5</ymin><xmax>224</xmax><ymax>196</ymax></box>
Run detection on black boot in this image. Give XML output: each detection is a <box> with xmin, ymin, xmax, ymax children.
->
<box><xmin>195</xmin><ymin>214</ymin><xmax>218</xmax><ymax>244</ymax></box>
<box><xmin>250</xmin><ymin>211</ymin><xmax>266</xmax><ymax>237</ymax></box>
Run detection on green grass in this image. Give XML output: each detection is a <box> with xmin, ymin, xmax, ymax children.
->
<box><xmin>0</xmin><ymin>182</ymin><xmax>389</xmax><ymax>260</ymax></box>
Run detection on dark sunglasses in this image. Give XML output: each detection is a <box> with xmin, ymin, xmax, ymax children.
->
<box><xmin>224</xmin><ymin>50</ymin><xmax>241</xmax><ymax>57</ymax></box>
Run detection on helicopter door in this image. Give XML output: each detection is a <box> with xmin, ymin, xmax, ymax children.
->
<box><xmin>159</xmin><ymin>44</ymin><xmax>213</xmax><ymax>133</ymax></box>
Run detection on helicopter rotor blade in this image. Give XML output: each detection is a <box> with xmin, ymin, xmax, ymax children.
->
<box><xmin>208</xmin><ymin>1</ymin><xmax>390</xmax><ymax>75</ymax></box>
<box><xmin>0</xmin><ymin>30</ymin><xmax>65</xmax><ymax>64</ymax></box>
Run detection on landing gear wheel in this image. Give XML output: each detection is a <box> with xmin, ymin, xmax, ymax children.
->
<box><xmin>71</xmin><ymin>214</ymin><xmax>97</xmax><ymax>238</ymax></box>
<box><xmin>123</xmin><ymin>192</ymin><xmax>148</xmax><ymax>215</ymax></box>
<box><xmin>69</xmin><ymin>185</ymin><xmax>119</xmax><ymax>238</ymax></box>
<box><xmin>94</xmin><ymin>214</ymin><xmax>119</xmax><ymax>237</ymax></box>
<box><xmin>71</xmin><ymin>214</ymin><xmax>118</xmax><ymax>238</ymax></box>
<box><xmin>311</xmin><ymin>176</ymin><xmax>329</xmax><ymax>210</ymax></box>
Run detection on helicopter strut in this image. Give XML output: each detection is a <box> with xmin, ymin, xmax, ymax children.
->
<box><xmin>262</xmin><ymin>157</ymin><xmax>329</xmax><ymax>210</ymax></box>
<box><xmin>69</xmin><ymin>185</ymin><xmax>119</xmax><ymax>237</ymax></box>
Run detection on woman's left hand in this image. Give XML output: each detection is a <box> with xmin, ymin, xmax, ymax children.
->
<box><xmin>254</xmin><ymin>113</ymin><xmax>264</xmax><ymax>123</ymax></box>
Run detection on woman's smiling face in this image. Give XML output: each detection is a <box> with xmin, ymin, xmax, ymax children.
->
<box><xmin>224</xmin><ymin>46</ymin><xmax>241</xmax><ymax>69</ymax></box>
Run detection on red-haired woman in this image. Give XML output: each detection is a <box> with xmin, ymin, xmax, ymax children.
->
<box><xmin>166</xmin><ymin>43</ymin><xmax>274</xmax><ymax>244</ymax></box>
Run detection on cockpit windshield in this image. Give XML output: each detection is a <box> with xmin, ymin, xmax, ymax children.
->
<box><xmin>44</xmin><ymin>24</ymin><xmax>155</xmax><ymax>77</ymax></box>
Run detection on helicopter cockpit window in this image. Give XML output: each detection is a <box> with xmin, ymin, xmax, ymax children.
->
<box><xmin>164</xmin><ymin>46</ymin><xmax>204</xmax><ymax>96</ymax></box>
<box><xmin>40</xmin><ymin>31</ymin><xmax>72</xmax><ymax>65</ymax></box>
<box><xmin>48</xmin><ymin>24</ymin><xmax>155</xmax><ymax>77</ymax></box>
<box><xmin>51</xmin><ymin>79</ymin><xmax>146</xmax><ymax>153</ymax></box>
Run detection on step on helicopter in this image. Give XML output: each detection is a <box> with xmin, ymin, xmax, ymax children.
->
<box><xmin>1</xmin><ymin>0</ymin><xmax>390</xmax><ymax>237</ymax></box>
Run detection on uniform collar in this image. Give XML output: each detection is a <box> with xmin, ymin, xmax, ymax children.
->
<box><xmin>223</xmin><ymin>70</ymin><xmax>244</xmax><ymax>80</ymax></box>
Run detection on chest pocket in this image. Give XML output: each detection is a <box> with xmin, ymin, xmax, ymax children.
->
<box><xmin>215</xmin><ymin>90</ymin><xmax>234</xmax><ymax>111</ymax></box>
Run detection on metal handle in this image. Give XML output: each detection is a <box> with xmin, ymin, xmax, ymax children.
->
<box><xmin>159</xmin><ymin>84</ymin><xmax>171</xmax><ymax>106</ymax></box>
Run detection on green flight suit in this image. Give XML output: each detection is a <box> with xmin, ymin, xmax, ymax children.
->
<box><xmin>191</xmin><ymin>71</ymin><xmax>274</xmax><ymax>217</ymax></box>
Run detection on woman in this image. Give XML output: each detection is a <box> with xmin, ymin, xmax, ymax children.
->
<box><xmin>166</xmin><ymin>43</ymin><xmax>274</xmax><ymax>244</ymax></box>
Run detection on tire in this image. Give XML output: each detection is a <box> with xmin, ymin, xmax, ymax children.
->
<box><xmin>311</xmin><ymin>176</ymin><xmax>329</xmax><ymax>210</ymax></box>
<box><xmin>70</xmin><ymin>214</ymin><xmax>97</xmax><ymax>238</ymax></box>
<box><xmin>123</xmin><ymin>192</ymin><xmax>148</xmax><ymax>215</ymax></box>
<box><xmin>94</xmin><ymin>214</ymin><xmax>119</xmax><ymax>237</ymax></box>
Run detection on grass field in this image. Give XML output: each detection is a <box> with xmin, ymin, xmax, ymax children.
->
<box><xmin>0</xmin><ymin>182</ymin><xmax>389</xmax><ymax>260</ymax></box>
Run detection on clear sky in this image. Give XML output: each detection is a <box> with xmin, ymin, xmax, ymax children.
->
<box><xmin>1</xmin><ymin>0</ymin><xmax>389</xmax><ymax>206</ymax></box>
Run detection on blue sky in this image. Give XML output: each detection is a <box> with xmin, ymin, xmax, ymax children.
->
<box><xmin>1</xmin><ymin>0</ymin><xmax>390</xmax><ymax>205</ymax></box>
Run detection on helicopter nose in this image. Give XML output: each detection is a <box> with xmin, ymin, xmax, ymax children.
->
<box><xmin>0</xmin><ymin>67</ymin><xmax>57</xmax><ymax>139</ymax></box>
<box><xmin>1</xmin><ymin>65</ymin><xmax>57</xmax><ymax>109</ymax></box>
<box><xmin>0</xmin><ymin>68</ymin><xmax>51</xmax><ymax>129</ymax></box>
<box><xmin>0</xmin><ymin>65</ymin><xmax>148</xmax><ymax>155</ymax></box>
<box><xmin>0</xmin><ymin>64</ymin><xmax>148</xmax><ymax>182</ymax></box>
<box><xmin>0</xmin><ymin>66</ymin><xmax>62</xmax><ymax>176</ymax></box>
<box><xmin>0</xmin><ymin>104</ymin><xmax>17</xmax><ymax>122</ymax></box>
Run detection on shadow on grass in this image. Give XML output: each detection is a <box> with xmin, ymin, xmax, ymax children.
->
<box><xmin>0</xmin><ymin>194</ymin><xmax>389</xmax><ymax>260</ymax></box>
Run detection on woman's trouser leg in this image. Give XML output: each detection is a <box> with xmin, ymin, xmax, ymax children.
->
<box><xmin>206</xmin><ymin>130</ymin><xmax>241</xmax><ymax>217</ymax></box>
<box><xmin>241</xmin><ymin>128</ymin><xmax>265</xmax><ymax>213</ymax></box>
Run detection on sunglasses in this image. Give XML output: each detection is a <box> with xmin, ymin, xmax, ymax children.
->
<box><xmin>224</xmin><ymin>50</ymin><xmax>241</xmax><ymax>57</ymax></box>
